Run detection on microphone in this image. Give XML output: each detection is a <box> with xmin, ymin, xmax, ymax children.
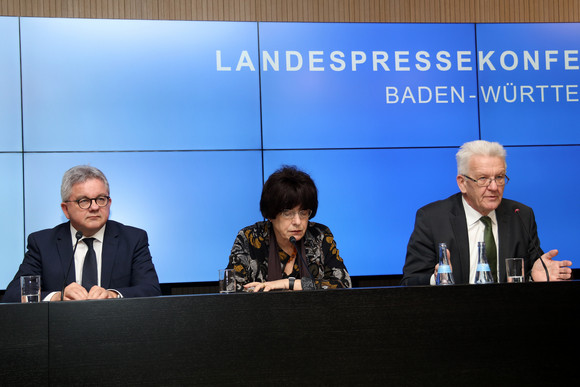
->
<box><xmin>514</xmin><ymin>208</ymin><xmax>549</xmax><ymax>281</ymax></box>
<box><xmin>61</xmin><ymin>231</ymin><xmax>83</xmax><ymax>300</ymax></box>
<box><xmin>289</xmin><ymin>236</ymin><xmax>316</xmax><ymax>290</ymax></box>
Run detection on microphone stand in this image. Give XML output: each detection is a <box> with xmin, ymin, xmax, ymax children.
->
<box><xmin>62</xmin><ymin>231</ymin><xmax>83</xmax><ymax>300</ymax></box>
<box><xmin>289</xmin><ymin>236</ymin><xmax>316</xmax><ymax>290</ymax></box>
<box><xmin>514</xmin><ymin>208</ymin><xmax>549</xmax><ymax>282</ymax></box>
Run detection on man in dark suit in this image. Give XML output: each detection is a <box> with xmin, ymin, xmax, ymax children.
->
<box><xmin>2</xmin><ymin>165</ymin><xmax>161</xmax><ymax>302</ymax></box>
<box><xmin>401</xmin><ymin>140</ymin><xmax>572</xmax><ymax>286</ymax></box>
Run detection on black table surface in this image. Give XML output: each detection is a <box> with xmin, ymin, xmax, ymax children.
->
<box><xmin>2</xmin><ymin>281</ymin><xmax>579</xmax><ymax>386</ymax></box>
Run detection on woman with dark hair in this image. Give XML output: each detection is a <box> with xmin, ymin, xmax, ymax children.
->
<box><xmin>227</xmin><ymin>165</ymin><xmax>351</xmax><ymax>292</ymax></box>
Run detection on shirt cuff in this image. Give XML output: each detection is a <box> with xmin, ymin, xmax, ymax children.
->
<box><xmin>44</xmin><ymin>291</ymin><xmax>59</xmax><ymax>301</ymax></box>
<box><xmin>108</xmin><ymin>289</ymin><xmax>123</xmax><ymax>298</ymax></box>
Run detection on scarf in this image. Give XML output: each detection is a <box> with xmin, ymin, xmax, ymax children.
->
<box><xmin>267</xmin><ymin>224</ymin><xmax>311</xmax><ymax>281</ymax></box>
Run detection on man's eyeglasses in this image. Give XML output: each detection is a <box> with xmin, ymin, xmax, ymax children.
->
<box><xmin>462</xmin><ymin>175</ymin><xmax>509</xmax><ymax>187</ymax></box>
<box><xmin>280</xmin><ymin>209</ymin><xmax>312</xmax><ymax>220</ymax></box>
<box><xmin>64</xmin><ymin>196</ymin><xmax>110</xmax><ymax>209</ymax></box>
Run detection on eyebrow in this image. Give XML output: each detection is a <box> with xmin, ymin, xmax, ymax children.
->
<box><xmin>74</xmin><ymin>194</ymin><xmax>108</xmax><ymax>200</ymax></box>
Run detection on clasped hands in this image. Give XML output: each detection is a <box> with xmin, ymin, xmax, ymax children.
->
<box><xmin>51</xmin><ymin>282</ymin><xmax>119</xmax><ymax>301</ymax></box>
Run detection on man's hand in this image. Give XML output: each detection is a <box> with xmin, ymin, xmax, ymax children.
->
<box><xmin>433</xmin><ymin>264</ymin><xmax>439</xmax><ymax>279</ymax></box>
<box><xmin>50</xmin><ymin>282</ymin><xmax>119</xmax><ymax>301</ymax></box>
<box><xmin>52</xmin><ymin>282</ymin><xmax>89</xmax><ymax>300</ymax></box>
<box><xmin>531</xmin><ymin>249</ymin><xmax>573</xmax><ymax>281</ymax></box>
<box><xmin>87</xmin><ymin>286</ymin><xmax>119</xmax><ymax>299</ymax></box>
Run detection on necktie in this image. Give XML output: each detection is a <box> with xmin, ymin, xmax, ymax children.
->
<box><xmin>480</xmin><ymin>216</ymin><xmax>497</xmax><ymax>281</ymax></box>
<box><xmin>82</xmin><ymin>238</ymin><xmax>98</xmax><ymax>291</ymax></box>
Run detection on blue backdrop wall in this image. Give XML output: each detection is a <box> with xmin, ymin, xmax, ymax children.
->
<box><xmin>1</xmin><ymin>17</ymin><xmax>578</xmax><ymax>287</ymax></box>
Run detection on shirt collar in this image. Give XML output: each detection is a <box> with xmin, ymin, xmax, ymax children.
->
<box><xmin>69</xmin><ymin>223</ymin><xmax>106</xmax><ymax>244</ymax></box>
<box><xmin>461</xmin><ymin>196</ymin><xmax>497</xmax><ymax>227</ymax></box>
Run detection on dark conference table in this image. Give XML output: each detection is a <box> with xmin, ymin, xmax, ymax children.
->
<box><xmin>1</xmin><ymin>281</ymin><xmax>579</xmax><ymax>386</ymax></box>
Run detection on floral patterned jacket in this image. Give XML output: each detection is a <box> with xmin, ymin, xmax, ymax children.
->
<box><xmin>227</xmin><ymin>221</ymin><xmax>352</xmax><ymax>291</ymax></box>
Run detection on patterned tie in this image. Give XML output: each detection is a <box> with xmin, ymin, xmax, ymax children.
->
<box><xmin>82</xmin><ymin>238</ymin><xmax>98</xmax><ymax>291</ymax></box>
<box><xmin>480</xmin><ymin>216</ymin><xmax>497</xmax><ymax>282</ymax></box>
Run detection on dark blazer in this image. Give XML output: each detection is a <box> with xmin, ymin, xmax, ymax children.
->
<box><xmin>1</xmin><ymin>220</ymin><xmax>161</xmax><ymax>302</ymax></box>
<box><xmin>401</xmin><ymin>193</ymin><xmax>542</xmax><ymax>286</ymax></box>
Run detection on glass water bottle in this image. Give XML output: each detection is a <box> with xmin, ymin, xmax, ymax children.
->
<box><xmin>474</xmin><ymin>241</ymin><xmax>494</xmax><ymax>284</ymax></box>
<box><xmin>436</xmin><ymin>243</ymin><xmax>455</xmax><ymax>285</ymax></box>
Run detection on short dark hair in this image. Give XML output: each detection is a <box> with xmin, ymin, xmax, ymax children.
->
<box><xmin>260</xmin><ymin>165</ymin><xmax>318</xmax><ymax>220</ymax></box>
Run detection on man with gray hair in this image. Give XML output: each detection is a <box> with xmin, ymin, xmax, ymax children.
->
<box><xmin>2</xmin><ymin>165</ymin><xmax>161</xmax><ymax>302</ymax></box>
<box><xmin>401</xmin><ymin>140</ymin><xmax>572</xmax><ymax>285</ymax></box>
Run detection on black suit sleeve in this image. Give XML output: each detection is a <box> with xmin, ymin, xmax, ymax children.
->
<box><xmin>2</xmin><ymin>233</ymin><xmax>51</xmax><ymax>303</ymax></box>
<box><xmin>508</xmin><ymin>203</ymin><xmax>544</xmax><ymax>278</ymax></box>
<box><xmin>401</xmin><ymin>207</ymin><xmax>437</xmax><ymax>286</ymax></box>
<box><xmin>107</xmin><ymin>228</ymin><xmax>161</xmax><ymax>298</ymax></box>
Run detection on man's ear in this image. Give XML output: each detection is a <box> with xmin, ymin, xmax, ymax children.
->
<box><xmin>61</xmin><ymin>202</ymin><xmax>71</xmax><ymax>220</ymax></box>
<box><xmin>456</xmin><ymin>175</ymin><xmax>467</xmax><ymax>194</ymax></box>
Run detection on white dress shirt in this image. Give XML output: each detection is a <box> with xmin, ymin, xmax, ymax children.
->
<box><xmin>462</xmin><ymin>196</ymin><xmax>499</xmax><ymax>283</ymax></box>
<box><xmin>71</xmin><ymin>224</ymin><xmax>106</xmax><ymax>288</ymax></box>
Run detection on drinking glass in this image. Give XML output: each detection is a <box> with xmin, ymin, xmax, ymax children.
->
<box><xmin>20</xmin><ymin>275</ymin><xmax>41</xmax><ymax>303</ymax></box>
<box><xmin>218</xmin><ymin>269</ymin><xmax>236</xmax><ymax>293</ymax></box>
<box><xmin>506</xmin><ymin>258</ymin><xmax>525</xmax><ymax>283</ymax></box>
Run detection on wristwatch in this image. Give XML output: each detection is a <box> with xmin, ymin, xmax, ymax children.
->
<box><xmin>288</xmin><ymin>277</ymin><xmax>296</xmax><ymax>290</ymax></box>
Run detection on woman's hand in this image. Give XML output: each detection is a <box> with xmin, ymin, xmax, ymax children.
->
<box><xmin>244</xmin><ymin>279</ymin><xmax>292</xmax><ymax>292</ymax></box>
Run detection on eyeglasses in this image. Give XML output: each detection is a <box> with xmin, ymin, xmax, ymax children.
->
<box><xmin>462</xmin><ymin>175</ymin><xmax>509</xmax><ymax>187</ymax></box>
<box><xmin>280</xmin><ymin>209</ymin><xmax>312</xmax><ymax>220</ymax></box>
<box><xmin>64</xmin><ymin>196</ymin><xmax>110</xmax><ymax>209</ymax></box>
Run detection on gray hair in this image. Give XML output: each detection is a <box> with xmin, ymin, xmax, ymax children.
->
<box><xmin>456</xmin><ymin>140</ymin><xmax>507</xmax><ymax>175</ymax></box>
<box><xmin>61</xmin><ymin>165</ymin><xmax>109</xmax><ymax>202</ymax></box>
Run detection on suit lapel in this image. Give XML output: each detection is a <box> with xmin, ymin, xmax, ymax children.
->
<box><xmin>101</xmin><ymin>221</ymin><xmax>119</xmax><ymax>288</ymax></box>
<box><xmin>449</xmin><ymin>196</ymin><xmax>471</xmax><ymax>284</ymax></box>
<box><xmin>56</xmin><ymin>223</ymin><xmax>74</xmax><ymax>285</ymax></box>
<box><xmin>496</xmin><ymin>203</ymin><xmax>511</xmax><ymax>282</ymax></box>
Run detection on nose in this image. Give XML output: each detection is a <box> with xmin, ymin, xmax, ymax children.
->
<box><xmin>88</xmin><ymin>199</ymin><xmax>100</xmax><ymax>210</ymax></box>
<box><xmin>291</xmin><ymin>213</ymin><xmax>302</xmax><ymax>224</ymax></box>
<box><xmin>487</xmin><ymin>179</ymin><xmax>499</xmax><ymax>190</ymax></box>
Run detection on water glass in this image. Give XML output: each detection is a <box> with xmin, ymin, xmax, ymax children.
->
<box><xmin>20</xmin><ymin>275</ymin><xmax>41</xmax><ymax>303</ymax></box>
<box><xmin>218</xmin><ymin>269</ymin><xmax>236</xmax><ymax>293</ymax></box>
<box><xmin>506</xmin><ymin>258</ymin><xmax>525</xmax><ymax>283</ymax></box>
